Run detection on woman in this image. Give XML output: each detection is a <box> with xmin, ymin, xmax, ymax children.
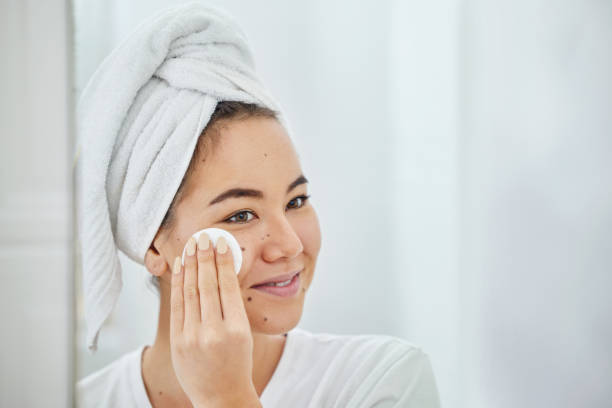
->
<box><xmin>76</xmin><ymin>3</ymin><xmax>440</xmax><ymax>407</ymax></box>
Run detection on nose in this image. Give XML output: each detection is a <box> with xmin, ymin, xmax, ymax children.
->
<box><xmin>261</xmin><ymin>213</ymin><xmax>303</xmax><ymax>262</ymax></box>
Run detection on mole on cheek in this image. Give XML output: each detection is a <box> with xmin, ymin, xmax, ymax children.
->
<box><xmin>241</xmin><ymin>247</ymin><xmax>245</xmax><ymax>252</ymax></box>
<box><xmin>266</xmin><ymin>234</ymin><xmax>270</xmax><ymax>237</ymax></box>
<box><xmin>264</xmin><ymin>153</ymin><xmax>268</xmax><ymax>158</ymax></box>
<box><xmin>264</xmin><ymin>317</ymin><xmax>268</xmax><ymax>322</ymax></box>
<box><xmin>247</xmin><ymin>297</ymin><xmax>252</xmax><ymax>301</ymax></box>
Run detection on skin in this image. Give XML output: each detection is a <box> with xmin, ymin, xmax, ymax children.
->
<box><xmin>142</xmin><ymin>116</ymin><xmax>322</xmax><ymax>407</ymax></box>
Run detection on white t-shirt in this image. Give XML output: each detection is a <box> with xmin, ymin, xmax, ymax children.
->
<box><xmin>77</xmin><ymin>327</ymin><xmax>440</xmax><ymax>407</ymax></box>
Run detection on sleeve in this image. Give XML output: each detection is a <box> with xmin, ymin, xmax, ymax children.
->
<box><xmin>345</xmin><ymin>343</ymin><xmax>441</xmax><ymax>408</ymax></box>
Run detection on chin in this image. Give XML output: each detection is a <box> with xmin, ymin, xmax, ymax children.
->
<box><xmin>245</xmin><ymin>292</ymin><xmax>305</xmax><ymax>335</ymax></box>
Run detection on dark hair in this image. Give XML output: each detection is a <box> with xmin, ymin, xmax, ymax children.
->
<box><xmin>158</xmin><ymin>101</ymin><xmax>278</xmax><ymax>232</ymax></box>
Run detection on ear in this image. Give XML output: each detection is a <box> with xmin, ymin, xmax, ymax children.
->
<box><xmin>144</xmin><ymin>243</ymin><xmax>168</xmax><ymax>277</ymax></box>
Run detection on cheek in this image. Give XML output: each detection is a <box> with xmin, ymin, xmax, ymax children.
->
<box><xmin>229</xmin><ymin>229</ymin><xmax>261</xmax><ymax>279</ymax></box>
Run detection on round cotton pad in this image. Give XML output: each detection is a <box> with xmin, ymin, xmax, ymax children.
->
<box><xmin>181</xmin><ymin>228</ymin><xmax>242</xmax><ymax>275</ymax></box>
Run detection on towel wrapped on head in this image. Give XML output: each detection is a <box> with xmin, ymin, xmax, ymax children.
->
<box><xmin>75</xmin><ymin>2</ymin><xmax>285</xmax><ymax>352</ymax></box>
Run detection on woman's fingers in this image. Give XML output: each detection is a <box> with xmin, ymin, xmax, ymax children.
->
<box><xmin>174</xmin><ymin>233</ymin><xmax>246</xmax><ymax>334</ymax></box>
<box><xmin>215</xmin><ymin>236</ymin><xmax>248</xmax><ymax>325</ymax></box>
<box><xmin>168</xmin><ymin>236</ymin><xmax>256</xmax><ymax>408</ymax></box>
<box><xmin>183</xmin><ymin>237</ymin><xmax>201</xmax><ymax>327</ymax></box>
<box><xmin>170</xmin><ymin>256</ymin><xmax>184</xmax><ymax>339</ymax></box>
<box><xmin>197</xmin><ymin>233</ymin><xmax>222</xmax><ymax>323</ymax></box>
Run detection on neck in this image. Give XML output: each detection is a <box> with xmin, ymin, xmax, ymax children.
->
<box><xmin>142</xmin><ymin>279</ymin><xmax>285</xmax><ymax>404</ymax></box>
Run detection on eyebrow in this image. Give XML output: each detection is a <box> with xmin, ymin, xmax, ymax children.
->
<box><xmin>208</xmin><ymin>174</ymin><xmax>309</xmax><ymax>206</ymax></box>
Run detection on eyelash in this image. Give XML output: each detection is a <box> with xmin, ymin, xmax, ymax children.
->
<box><xmin>223</xmin><ymin>195</ymin><xmax>311</xmax><ymax>224</ymax></box>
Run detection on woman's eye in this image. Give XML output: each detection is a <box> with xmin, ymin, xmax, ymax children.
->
<box><xmin>287</xmin><ymin>195</ymin><xmax>310</xmax><ymax>210</ymax></box>
<box><xmin>224</xmin><ymin>195</ymin><xmax>310</xmax><ymax>224</ymax></box>
<box><xmin>225</xmin><ymin>210</ymin><xmax>255</xmax><ymax>224</ymax></box>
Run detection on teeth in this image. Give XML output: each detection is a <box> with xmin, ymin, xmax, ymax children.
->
<box><xmin>262</xmin><ymin>274</ymin><xmax>295</xmax><ymax>287</ymax></box>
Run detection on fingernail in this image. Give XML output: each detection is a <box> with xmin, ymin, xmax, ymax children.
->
<box><xmin>198</xmin><ymin>233</ymin><xmax>210</xmax><ymax>250</ymax></box>
<box><xmin>217</xmin><ymin>236</ymin><xmax>227</xmax><ymax>254</ymax></box>
<box><xmin>186</xmin><ymin>236</ymin><xmax>196</xmax><ymax>256</ymax></box>
<box><xmin>173</xmin><ymin>257</ymin><xmax>181</xmax><ymax>274</ymax></box>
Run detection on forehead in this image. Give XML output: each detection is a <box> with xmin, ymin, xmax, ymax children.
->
<box><xmin>190</xmin><ymin>117</ymin><xmax>302</xmax><ymax>195</ymax></box>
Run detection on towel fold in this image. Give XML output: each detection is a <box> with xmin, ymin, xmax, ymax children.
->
<box><xmin>75</xmin><ymin>2</ymin><xmax>283</xmax><ymax>351</ymax></box>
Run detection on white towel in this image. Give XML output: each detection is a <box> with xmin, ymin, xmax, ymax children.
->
<box><xmin>75</xmin><ymin>2</ymin><xmax>284</xmax><ymax>352</ymax></box>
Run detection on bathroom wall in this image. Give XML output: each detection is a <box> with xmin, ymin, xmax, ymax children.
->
<box><xmin>459</xmin><ymin>1</ymin><xmax>612</xmax><ymax>406</ymax></box>
<box><xmin>0</xmin><ymin>0</ymin><xmax>74</xmax><ymax>406</ymax></box>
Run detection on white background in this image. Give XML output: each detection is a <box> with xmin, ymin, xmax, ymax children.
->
<box><xmin>70</xmin><ymin>1</ymin><xmax>612</xmax><ymax>407</ymax></box>
<box><xmin>1</xmin><ymin>0</ymin><xmax>73</xmax><ymax>407</ymax></box>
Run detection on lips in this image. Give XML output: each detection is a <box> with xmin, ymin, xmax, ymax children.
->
<box><xmin>250</xmin><ymin>269</ymin><xmax>303</xmax><ymax>288</ymax></box>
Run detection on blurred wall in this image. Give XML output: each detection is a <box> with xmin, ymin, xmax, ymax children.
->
<box><xmin>389</xmin><ymin>1</ymin><xmax>462</xmax><ymax>406</ymax></box>
<box><xmin>460</xmin><ymin>1</ymin><xmax>612</xmax><ymax>406</ymax></box>
<box><xmin>0</xmin><ymin>0</ymin><xmax>74</xmax><ymax>406</ymax></box>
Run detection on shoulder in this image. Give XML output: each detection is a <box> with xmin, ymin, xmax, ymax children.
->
<box><xmin>289</xmin><ymin>328</ymin><xmax>440</xmax><ymax>407</ymax></box>
<box><xmin>77</xmin><ymin>346</ymin><xmax>149</xmax><ymax>408</ymax></box>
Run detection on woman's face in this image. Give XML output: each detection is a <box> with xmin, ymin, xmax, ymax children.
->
<box><xmin>158</xmin><ymin>116</ymin><xmax>321</xmax><ymax>335</ymax></box>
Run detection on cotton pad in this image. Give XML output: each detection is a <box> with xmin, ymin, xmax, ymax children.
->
<box><xmin>181</xmin><ymin>228</ymin><xmax>242</xmax><ymax>275</ymax></box>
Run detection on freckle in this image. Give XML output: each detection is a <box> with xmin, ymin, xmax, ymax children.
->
<box><xmin>264</xmin><ymin>317</ymin><xmax>268</xmax><ymax>321</ymax></box>
<box><xmin>159</xmin><ymin>391</ymin><xmax>163</xmax><ymax>396</ymax></box>
<box><xmin>264</xmin><ymin>153</ymin><xmax>268</xmax><ymax>158</ymax></box>
<box><xmin>247</xmin><ymin>297</ymin><xmax>252</xmax><ymax>301</ymax></box>
<box><xmin>241</xmin><ymin>247</ymin><xmax>245</xmax><ymax>251</ymax></box>
<box><xmin>266</xmin><ymin>234</ymin><xmax>270</xmax><ymax>237</ymax></box>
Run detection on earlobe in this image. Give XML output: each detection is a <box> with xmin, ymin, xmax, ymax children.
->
<box><xmin>144</xmin><ymin>246</ymin><xmax>168</xmax><ymax>277</ymax></box>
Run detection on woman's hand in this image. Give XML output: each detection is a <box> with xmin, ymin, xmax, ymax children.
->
<box><xmin>170</xmin><ymin>234</ymin><xmax>260</xmax><ymax>408</ymax></box>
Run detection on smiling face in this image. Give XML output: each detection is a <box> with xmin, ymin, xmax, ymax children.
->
<box><xmin>151</xmin><ymin>116</ymin><xmax>321</xmax><ymax>335</ymax></box>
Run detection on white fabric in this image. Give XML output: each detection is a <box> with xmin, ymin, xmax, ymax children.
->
<box><xmin>75</xmin><ymin>2</ymin><xmax>283</xmax><ymax>352</ymax></box>
<box><xmin>77</xmin><ymin>327</ymin><xmax>441</xmax><ymax>407</ymax></box>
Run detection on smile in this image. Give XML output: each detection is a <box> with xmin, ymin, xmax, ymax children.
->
<box><xmin>250</xmin><ymin>271</ymin><xmax>301</xmax><ymax>297</ymax></box>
